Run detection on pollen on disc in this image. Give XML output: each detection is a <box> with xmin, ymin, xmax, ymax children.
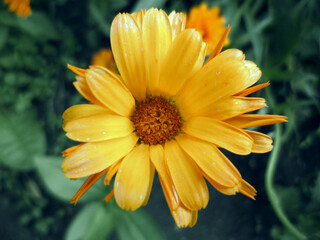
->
<box><xmin>131</xmin><ymin>97</ymin><xmax>183</xmax><ymax>145</ymax></box>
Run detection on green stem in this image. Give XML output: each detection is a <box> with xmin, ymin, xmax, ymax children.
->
<box><xmin>265</xmin><ymin>124</ymin><xmax>307</xmax><ymax>240</ymax></box>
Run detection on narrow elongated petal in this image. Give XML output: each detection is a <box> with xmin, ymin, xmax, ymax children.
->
<box><xmin>86</xmin><ymin>68</ymin><xmax>135</xmax><ymax>116</ymax></box>
<box><xmin>245</xmin><ymin>130</ymin><xmax>273</xmax><ymax>153</ymax></box>
<box><xmin>63</xmin><ymin>104</ymin><xmax>113</xmax><ymax>122</ymax></box>
<box><xmin>235</xmin><ymin>82</ymin><xmax>270</xmax><ymax>97</ymax></box>
<box><xmin>64</xmin><ymin>114</ymin><xmax>134</xmax><ymax>142</ymax></box>
<box><xmin>150</xmin><ymin>145</ymin><xmax>179</xmax><ymax>210</ymax></box>
<box><xmin>158</xmin><ymin>29</ymin><xmax>204</xmax><ymax>98</ymax></box>
<box><xmin>168</xmin><ymin>11</ymin><xmax>186</xmax><ymax>39</ymax></box>
<box><xmin>183</xmin><ymin>117</ymin><xmax>253</xmax><ymax>155</ymax></box>
<box><xmin>111</xmin><ymin>13</ymin><xmax>146</xmax><ymax>101</ymax></box>
<box><xmin>164</xmin><ymin>140</ymin><xmax>209</xmax><ymax>210</ymax></box>
<box><xmin>70</xmin><ymin>168</ymin><xmax>109</xmax><ymax>204</ymax></box>
<box><xmin>142</xmin><ymin>9</ymin><xmax>172</xmax><ymax>95</ymax></box>
<box><xmin>176</xmin><ymin>49</ymin><xmax>261</xmax><ymax>117</ymax></box>
<box><xmin>225</xmin><ymin>114</ymin><xmax>288</xmax><ymax>129</ymax></box>
<box><xmin>114</xmin><ymin>144</ymin><xmax>150</xmax><ymax>211</ymax></box>
<box><xmin>190</xmin><ymin>96</ymin><xmax>266</xmax><ymax>120</ymax></box>
<box><xmin>205</xmin><ymin>26</ymin><xmax>231</xmax><ymax>63</ymax></box>
<box><xmin>62</xmin><ymin>133</ymin><xmax>138</xmax><ymax>178</ymax></box>
<box><xmin>176</xmin><ymin>134</ymin><xmax>240</xmax><ymax>187</ymax></box>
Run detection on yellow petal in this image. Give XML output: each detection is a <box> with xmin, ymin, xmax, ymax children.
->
<box><xmin>62</xmin><ymin>133</ymin><xmax>138</xmax><ymax>178</ymax></box>
<box><xmin>206</xmin><ymin>172</ymin><xmax>257</xmax><ymax>199</ymax></box>
<box><xmin>164</xmin><ymin>140</ymin><xmax>209</xmax><ymax>210</ymax></box>
<box><xmin>104</xmin><ymin>160</ymin><xmax>122</xmax><ymax>185</ymax></box>
<box><xmin>62</xmin><ymin>104</ymin><xmax>113</xmax><ymax>123</ymax></box>
<box><xmin>183</xmin><ymin>117</ymin><xmax>253</xmax><ymax>155</ymax></box>
<box><xmin>244</xmin><ymin>60</ymin><xmax>262</xmax><ymax>85</ymax></box>
<box><xmin>62</xmin><ymin>144</ymin><xmax>84</xmax><ymax>157</ymax></box>
<box><xmin>245</xmin><ymin>130</ymin><xmax>273</xmax><ymax>153</ymax></box>
<box><xmin>111</xmin><ymin>13</ymin><xmax>146</xmax><ymax>101</ymax></box>
<box><xmin>142</xmin><ymin>162</ymin><xmax>155</xmax><ymax>206</ymax></box>
<box><xmin>70</xmin><ymin>168</ymin><xmax>109</xmax><ymax>204</ymax></box>
<box><xmin>205</xmin><ymin>26</ymin><xmax>231</xmax><ymax>63</ymax></box>
<box><xmin>114</xmin><ymin>144</ymin><xmax>150</xmax><ymax>211</ymax></box>
<box><xmin>239</xmin><ymin>179</ymin><xmax>257</xmax><ymax>200</ymax></box>
<box><xmin>235</xmin><ymin>82</ymin><xmax>270</xmax><ymax>97</ymax></box>
<box><xmin>159</xmin><ymin>177</ymin><xmax>197</xmax><ymax>228</ymax></box>
<box><xmin>217</xmin><ymin>48</ymin><xmax>246</xmax><ymax>61</ymax></box>
<box><xmin>131</xmin><ymin>9</ymin><xmax>146</xmax><ymax>30</ymax></box>
<box><xmin>158</xmin><ymin>29</ymin><xmax>204</xmax><ymax>98</ymax></box>
<box><xmin>150</xmin><ymin>144</ymin><xmax>179</xmax><ymax>210</ymax></box>
<box><xmin>142</xmin><ymin>9</ymin><xmax>172</xmax><ymax>96</ymax></box>
<box><xmin>176</xmin><ymin>49</ymin><xmax>259</xmax><ymax>117</ymax></box>
<box><xmin>225</xmin><ymin>114</ymin><xmax>288</xmax><ymax>129</ymax></box>
<box><xmin>64</xmin><ymin>114</ymin><xmax>134</xmax><ymax>142</ymax></box>
<box><xmin>176</xmin><ymin>134</ymin><xmax>240</xmax><ymax>187</ymax></box>
<box><xmin>190</xmin><ymin>96</ymin><xmax>266</xmax><ymax>120</ymax></box>
<box><xmin>168</xmin><ymin>11</ymin><xmax>186</xmax><ymax>39</ymax></box>
<box><xmin>73</xmin><ymin>76</ymin><xmax>101</xmax><ymax>105</ymax></box>
<box><xmin>86</xmin><ymin>67</ymin><xmax>135</xmax><ymax>117</ymax></box>
<box><xmin>68</xmin><ymin>65</ymin><xmax>86</xmax><ymax>77</ymax></box>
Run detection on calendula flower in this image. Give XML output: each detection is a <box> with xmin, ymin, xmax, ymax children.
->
<box><xmin>187</xmin><ymin>3</ymin><xmax>229</xmax><ymax>55</ymax></box>
<box><xmin>91</xmin><ymin>49</ymin><xmax>117</xmax><ymax>74</ymax></box>
<box><xmin>62</xmin><ymin>8</ymin><xmax>287</xmax><ymax>228</ymax></box>
<box><xmin>4</xmin><ymin>0</ymin><xmax>31</xmax><ymax>17</ymax></box>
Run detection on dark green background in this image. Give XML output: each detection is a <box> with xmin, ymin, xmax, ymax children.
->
<box><xmin>0</xmin><ymin>0</ymin><xmax>319</xmax><ymax>239</ymax></box>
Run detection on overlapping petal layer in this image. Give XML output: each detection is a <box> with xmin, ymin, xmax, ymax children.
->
<box><xmin>86</xmin><ymin>67</ymin><xmax>135</xmax><ymax>116</ymax></box>
<box><xmin>164</xmin><ymin>140</ymin><xmax>209</xmax><ymax>210</ymax></box>
<box><xmin>183</xmin><ymin>116</ymin><xmax>253</xmax><ymax>155</ymax></box>
<box><xmin>142</xmin><ymin>9</ymin><xmax>172</xmax><ymax>95</ymax></box>
<box><xmin>64</xmin><ymin>113</ymin><xmax>134</xmax><ymax>142</ymax></box>
<box><xmin>114</xmin><ymin>144</ymin><xmax>150</xmax><ymax>211</ymax></box>
<box><xmin>158</xmin><ymin>29</ymin><xmax>205</xmax><ymax>97</ymax></box>
<box><xmin>62</xmin><ymin>8</ymin><xmax>286</xmax><ymax>229</ymax></box>
<box><xmin>62</xmin><ymin>133</ymin><xmax>138</xmax><ymax>178</ymax></box>
<box><xmin>111</xmin><ymin>13</ymin><xmax>146</xmax><ymax>101</ymax></box>
<box><xmin>176</xmin><ymin>49</ymin><xmax>261</xmax><ymax>117</ymax></box>
<box><xmin>225</xmin><ymin>114</ymin><xmax>288</xmax><ymax>129</ymax></box>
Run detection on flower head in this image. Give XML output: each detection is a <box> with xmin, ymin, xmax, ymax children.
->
<box><xmin>91</xmin><ymin>49</ymin><xmax>117</xmax><ymax>74</ymax></box>
<box><xmin>62</xmin><ymin>8</ymin><xmax>287</xmax><ymax>228</ymax></box>
<box><xmin>4</xmin><ymin>0</ymin><xmax>31</xmax><ymax>17</ymax></box>
<box><xmin>186</xmin><ymin>3</ymin><xmax>229</xmax><ymax>55</ymax></box>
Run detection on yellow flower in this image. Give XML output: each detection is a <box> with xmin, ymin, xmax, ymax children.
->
<box><xmin>62</xmin><ymin>8</ymin><xmax>287</xmax><ymax>228</ymax></box>
<box><xmin>91</xmin><ymin>49</ymin><xmax>117</xmax><ymax>74</ymax></box>
<box><xmin>186</xmin><ymin>3</ymin><xmax>229</xmax><ymax>55</ymax></box>
<box><xmin>4</xmin><ymin>0</ymin><xmax>31</xmax><ymax>17</ymax></box>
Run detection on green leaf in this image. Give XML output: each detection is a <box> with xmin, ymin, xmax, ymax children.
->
<box><xmin>0</xmin><ymin>111</ymin><xmax>46</xmax><ymax>170</ymax></box>
<box><xmin>65</xmin><ymin>202</ymin><xmax>118</xmax><ymax>240</ymax></box>
<box><xmin>34</xmin><ymin>155</ymin><xmax>107</xmax><ymax>202</ymax></box>
<box><xmin>17</xmin><ymin>12</ymin><xmax>60</xmax><ymax>41</ymax></box>
<box><xmin>89</xmin><ymin>3</ymin><xmax>110</xmax><ymax>37</ymax></box>
<box><xmin>117</xmin><ymin>210</ymin><xmax>165</xmax><ymax>240</ymax></box>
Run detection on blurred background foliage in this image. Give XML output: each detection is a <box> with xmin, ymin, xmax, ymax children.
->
<box><xmin>0</xmin><ymin>0</ymin><xmax>319</xmax><ymax>239</ymax></box>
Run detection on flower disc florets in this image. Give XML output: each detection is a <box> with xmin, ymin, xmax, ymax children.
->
<box><xmin>132</xmin><ymin>97</ymin><xmax>182</xmax><ymax>145</ymax></box>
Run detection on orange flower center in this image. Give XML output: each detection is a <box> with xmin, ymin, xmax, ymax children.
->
<box><xmin>132</xmin><ymin>97</ymin><xmax>183</xmax><ymax>145</ymax></box>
